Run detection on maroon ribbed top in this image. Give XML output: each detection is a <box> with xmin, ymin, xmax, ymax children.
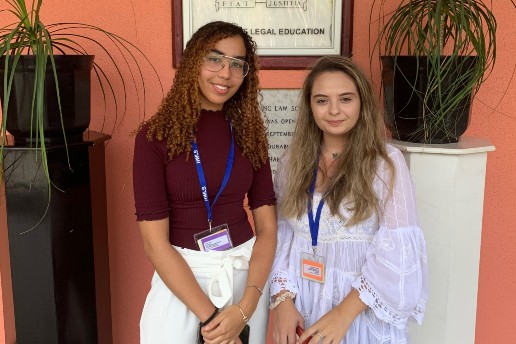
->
<box><xmin>133</xmin><ymin>109</ymin><xmax>276</xmax><ymax>250</ymax></box>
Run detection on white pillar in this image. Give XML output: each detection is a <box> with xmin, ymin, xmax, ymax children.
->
<box><xmin>390</xmin><ymin>137</ymin><xmax>495</xmax><ymax>344</ymax></box>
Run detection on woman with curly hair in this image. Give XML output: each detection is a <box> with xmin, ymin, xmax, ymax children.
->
<box><xmin>269</xmin><ymin>56</ymin><xmax>429</xmax><ymax>344</ymax></box>
<box><xmin>133</xmin><ymin>21</ymin><xmax>276</xmax><ymax>344</ymax></box>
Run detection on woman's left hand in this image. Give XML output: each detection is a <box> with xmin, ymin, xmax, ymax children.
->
<box><xmin>297</xmin><ymin>306</ymin><xmax>351</xmax><ymax>344</ymax></box>
<box><xmin>201</xmin><ymin>305</ymin><xmax>246</xmax><ymax>344</ymax></box>
<box><xmin>299</xmin><ymin>288</ymin><xmax>367</xmax><ymax>344</ymax></box>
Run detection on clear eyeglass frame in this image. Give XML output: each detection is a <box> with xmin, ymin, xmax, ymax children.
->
<box><xmin>203</xmin><ymin>52</ymin><xmax>249</xmax><ymax>78</ymax></box>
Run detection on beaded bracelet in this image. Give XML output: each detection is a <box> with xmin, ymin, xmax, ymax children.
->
<box><xmin>269</xmin><ymin>291</ymin><xmax>296</xmax><ymax>310</ymax></box>
<box><xmin>247</xmin><ymin>284</ymin><xmax>263</xmax><ymax>295</ymax></box>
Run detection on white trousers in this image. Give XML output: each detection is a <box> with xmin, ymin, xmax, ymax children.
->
<box><xmin>140</xmin><ymin>237</ymin><xmax>269</xmax><ymax>344</ymax></box>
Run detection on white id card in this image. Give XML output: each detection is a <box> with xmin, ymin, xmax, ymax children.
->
<box><xmin>300</xmin><ymin>252</ymin><xmax>326</xmax><ymax>283</ymax></box>
<box><xmin>193</xmin><ymin>223</ymin><xmax>234</xmax><ymax>252</ymax></box>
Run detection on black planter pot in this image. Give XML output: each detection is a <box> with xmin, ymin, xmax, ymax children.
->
<box><xmin>2</xmin><ymin>133</ymin><xmax>113</xmax><ymax>344</ymax></box>
<box><xmin>0</xmin><ymin>55</ymin><xmax>94</xmax><ymax>144</ymax></box>
<box><xmin>381</xmin><ymin>56</ymin><xmax>477</xmax><ymax>144</ymax></box>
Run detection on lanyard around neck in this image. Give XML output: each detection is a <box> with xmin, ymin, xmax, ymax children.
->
<box><xmin>307</xmin><ymin>162</ymin><xmax>324</xmax><ymax>251</ymax></box>
<box><xmin>191</xmin><ymin>123</ymin><xmax>234</xmax><ymax>229</ymax></box>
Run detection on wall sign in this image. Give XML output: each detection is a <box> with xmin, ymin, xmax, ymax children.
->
<box><xmin>261</xmin><ymin>89</ymin><xmax>301</xmax><ymax>175</ymax></box>
<box><xmin>172</xmin><ymin>0</ymin><xmax>354</xmax><ymax>69</ymax></box>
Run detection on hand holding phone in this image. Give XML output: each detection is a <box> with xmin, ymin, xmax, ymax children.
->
<box><xmin>296</xmin><ymin>326</ymin><xmax>313</xmax><ymax>344</ymax></box>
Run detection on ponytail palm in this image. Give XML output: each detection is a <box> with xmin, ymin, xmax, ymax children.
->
<box><xmin>371</xmin><ymin>0</ymin><xmax>497</xmax><ymax>142</ymax></box>
<box><xmin>1</xmin><ymin>0</ymin><xmax>162</xmax><ymax>226</ymax></box>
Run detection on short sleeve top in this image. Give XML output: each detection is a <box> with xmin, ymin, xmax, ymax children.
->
<box><xmin>133</xmin><ymin>109</ymin><xmax>276</xmax><ymax>249</ymax></box>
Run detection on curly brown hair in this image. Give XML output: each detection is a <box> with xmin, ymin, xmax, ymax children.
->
<box><xmin>139</xmin><ymin>21</ymin><xmax>268</xmax><ymax>169</ymax></box>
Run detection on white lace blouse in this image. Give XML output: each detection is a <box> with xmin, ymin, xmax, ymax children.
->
<box><xmin>269</xmin><ymin>144</ymin><xmax>429</xmax><ymax>343</ymax></box>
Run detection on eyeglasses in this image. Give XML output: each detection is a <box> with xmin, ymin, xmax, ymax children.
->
<box><xmin>203</xmin><ymin>52</ymin><xmax>249</xmax><ymax>78</ymax></box>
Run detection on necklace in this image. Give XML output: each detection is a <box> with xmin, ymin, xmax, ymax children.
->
<box><xmin>321</xmin><ymin>146</ymin><xmax>341</xmax><ymax>160</ymax></box>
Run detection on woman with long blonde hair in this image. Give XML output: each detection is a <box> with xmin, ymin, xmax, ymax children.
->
<box><xmin>133</xmin><ymin>21</ymin><xmax>276</xmax><ymax>344</ymax></box>
<box><xmin>269</xmin><ymin>56</ymin><xmax>429</xmax><ymax>344</ymax></box>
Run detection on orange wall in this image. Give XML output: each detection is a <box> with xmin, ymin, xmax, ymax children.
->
<box><xmin>0</xmin><ymin>1</ymin><xmax>515</xmax><ymax>343</ymax></box>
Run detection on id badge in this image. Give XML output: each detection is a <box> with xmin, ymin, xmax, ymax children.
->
<box><xmin>300</xmin><ymin>252</ymin><xmax>326</xmax><ymax>283</ymax></box>
<box><xmin>194</xmin><ymin>223</ymin><xmax>234</xmax><ymax>252</ymax></box>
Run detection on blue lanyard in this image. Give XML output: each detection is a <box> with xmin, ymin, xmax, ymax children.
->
<box><xmin>191</xmin><ymin>123</ymin><xmax>234</xmax><ymax>228</ymax></box>
<box><xmin>307</xmin><ymin>163</ymin><xmax>324</xmax><ymax>250</ymax></box>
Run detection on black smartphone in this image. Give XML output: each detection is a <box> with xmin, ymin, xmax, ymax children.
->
<box><xmin>239</xmin><ymin>324</ymin><xmax>250</xmax><ymax>344</ymax></box>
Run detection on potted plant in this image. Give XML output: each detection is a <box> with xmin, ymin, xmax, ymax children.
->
<box><xmin>0</xmin><ymin>1</ymin><xmax>162</xmax><ymax>342</ymax></box>
<box><xmin>370</xmin><ymin>0</ymin><xmax>497</xmax><ymax>143</ymax></box>
<box><xmin>1</xmin><ymin>0</ymin><xmax>161</xmax><ymax>196</ymax></box>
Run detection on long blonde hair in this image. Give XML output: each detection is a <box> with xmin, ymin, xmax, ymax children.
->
<box><xmin>137</xmin><ymin>21</ymin><xmax>268</xmax><ymax>169</ymax></box>
<box><xmin>280</xmin><ymin>56</ymin><xmax>394</xmax><ymax>225</ymax></box>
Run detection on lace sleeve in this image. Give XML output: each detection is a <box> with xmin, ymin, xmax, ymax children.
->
<box><xmin>268</xmin><ymin>151</ymin><xmax>299</xmax><ymax>302</ymax></box>
<box><xmin>352</xmin><ymin>145</ymin><xmax>429</xmax><ymax>329</ymax></box>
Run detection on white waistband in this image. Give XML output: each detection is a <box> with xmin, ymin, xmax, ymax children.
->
<box><xmin>173</xmin><ymin>237</ymin><xmax>256</xmax><ymax>308</ymax></box>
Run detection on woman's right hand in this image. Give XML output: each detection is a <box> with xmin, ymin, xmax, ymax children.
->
<box><xmin>201</xmin><ymin>305</ymin><xmax>246</xmax><ymax>344</ymax></box>
<box><xmin>272</xmin><ymin>298</ymin><xmax>304</xmax><ymax>344</ymax></box>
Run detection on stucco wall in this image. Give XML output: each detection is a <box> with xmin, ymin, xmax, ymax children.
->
<box><xmin>1</xmin><ymin>1</ymin><xmax>515</xmax><ymax>343</ymax></box>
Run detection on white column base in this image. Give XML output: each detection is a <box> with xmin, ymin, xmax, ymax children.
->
<box><xmin>390</xmin><ymin>137</ymin><xmax>495</xmax><ymax>344</ymax></box>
